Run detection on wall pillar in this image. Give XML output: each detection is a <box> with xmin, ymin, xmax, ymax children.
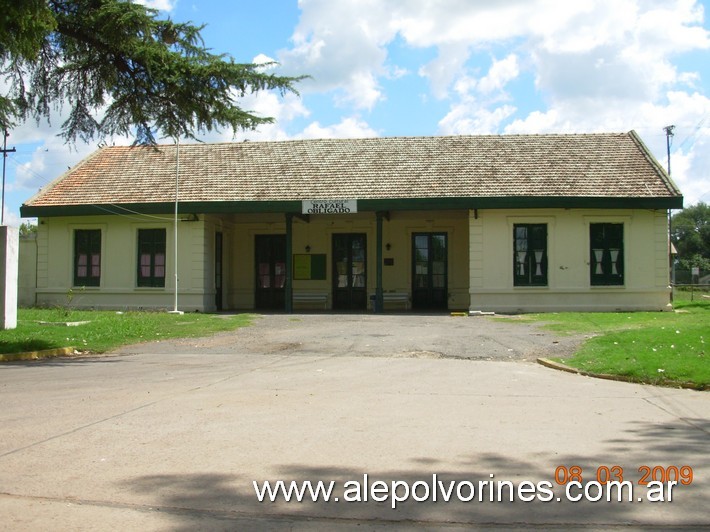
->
<box><xmin>375</xmin><ymin>212</ymin><xmax>384</xmax><ymax>313</ymax></box>
<box><xmin>285</xmin><ymin>213</ymin><xmax>293</xmax><ymax>313</ymax></box>
<box><xmin>1</xmin><ymin>225</ymin><xmax>18</xmax><ymax>329</ymax></box>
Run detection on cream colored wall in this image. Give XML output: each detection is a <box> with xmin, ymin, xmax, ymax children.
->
<box><xmin>225</xmin><ymin>210</ymin><xmax>470</xmax><ymax>310</ymax></box>
<box><xmin>28</xmin><ymin>208</ymin><xmax>670</xmax><ymax>313</ymax></box>
<box><xmin>33</xmin><ymin>215</ymin><xmax>213</xmax><ymax>311</ymax></box>
<box><xmin>202</xmin><ymin>215</ymin><xmax>233</xmax><ymax>311</ymax></box>
<box><xmin>469</xmin><ymin>209</ymin><xmax>671</xmax><ymax>312</ymax></box>
<box><xmin>18</xmin><ymin>236</ymin><xmax>37</xmax><ymax>307</ymax></box>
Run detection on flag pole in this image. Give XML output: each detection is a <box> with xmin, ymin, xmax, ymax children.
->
<box><xmin>168</xmin><ymin>137</ymin><xmax>183</xmax><ymax>314</ymax></box>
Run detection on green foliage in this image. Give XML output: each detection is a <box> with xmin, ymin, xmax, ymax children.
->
<box><xmin>0</xmin><ymin>0</ymin><xmax>305</xmax><ymax>143</ymax></box>
<box><xmin>672</xmin><ymin>202</ymin><xmax>710</xmax><ymax>263</ymax></box>
<box><xmin>0</xmin><ymin>308</ymin><xmax>254</xmax><ymax>355</ymax></box>
<box><xmin>0</xmin><ymin>0</ymin><xmax>57</xmax><ymax>124</ymax></box>
<box><xmin>18</xmin><ymin>222</ymin><xmax>38</xmax><ymax>237</ymax></box>
<box><xmin>678</xmin><ymin>254</ymin><xmax>710</xmax><ymax>271</ymax></box>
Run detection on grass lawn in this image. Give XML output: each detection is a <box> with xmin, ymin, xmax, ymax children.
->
<box><xmin>511</xmin><ymin>293</ymin><xmax>708</xmax><ymax>389</ymax></box>
<box><xmin>0</xmin><ymin>308</ymin><xmax>253</xmax><ymax>356</ymax></box>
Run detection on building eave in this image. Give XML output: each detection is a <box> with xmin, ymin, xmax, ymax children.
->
<box><xmin>21</xmin><ymin>195</ymin><xmax>683</xmax><ymax>218</ymax></box>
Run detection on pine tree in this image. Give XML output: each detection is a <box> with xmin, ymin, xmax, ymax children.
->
<box><xmin>0</xmin><ymin>0</ymin><xmax>304</xmax><ymax>144</ymax></box>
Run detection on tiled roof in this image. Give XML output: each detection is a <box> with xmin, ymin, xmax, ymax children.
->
<box><xmin>24</xmin><ymin>131</ymin><xmax>682</xmax><ymax>210</ymax></box>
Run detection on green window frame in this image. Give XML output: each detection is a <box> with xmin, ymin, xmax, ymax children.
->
<box><xmin>590</xmin><ymin>223</ymin><xmax>624</xmax><ymax>286</ymax></box>
<box><xmin>513</xmin><ymin>224</ymin><xmax>548</xmax><ymax>286</ymax></box>
<box><xmin>74</xmin><ymin>229</ymin><xmax>101</xmax><ymax>287</ymax></box>
<box><xmin>137</xmin><ymin>229</ymin><xmax>166</xmax><ymax>287</ymax></box>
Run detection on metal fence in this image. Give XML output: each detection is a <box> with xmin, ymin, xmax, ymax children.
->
<box><xmin>673</xmin><ymin>268</ymin><xmax>709</xmax><ymax>285</ymax></box>
<box><xmin>672</xmin><ymin>268</ymin><xmax>709</xmax><ymax>301</ymax></box>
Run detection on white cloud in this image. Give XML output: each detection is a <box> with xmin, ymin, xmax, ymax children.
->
<box><xmin>439</xmin><ymin>103</ymin><xmax>517</xmax><ymax>135</ymax></box>
<box><xmin>282</xmin><ymin>0</ymin><xmax>709</xmax><ymax>104</ymax></box>
<box><xmin>503</xmin><ymin>89</ymin><xmax>710</xmax><ymax>205</ymax></box>
<box><xmin>6</xmin><ymin>0</ymin><xmax>710</xmax><ymax>214</ymax></box>
<box><xmin>1</xmin><ymin>209</ymin><xmax>21</xmax><ymax>227</ymax></box>
<box><xmin>278</xmin><ymin>0</ymin><xmax>393</xmax><ymax>109</ymax></box>
<box><xmin>253</xmin><ymin>54</ymin><xmax>276</xmax><ymax>67</ymax></box>
<box><xmin>418</xmin><ymin>43</ymin><xmax>471</xmax><ymax>100</ymax></box>
<box><xmin>134</xmin><ymin>0</ymin><xmax>177</xmax><ymax>12</ymax></box>
<box><xmin>299</xmin><ymin>117</ymin><xmax>379</xmax><ymax>139</ymax></box>
<box><xmin>478</xmin><ymin>54</ymin><xmax>520</xmax><ymax>95</ymax></box>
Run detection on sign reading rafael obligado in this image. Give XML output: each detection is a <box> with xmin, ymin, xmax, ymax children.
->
<box><xmin>302</xmin><ymin>199</ymin><xmax>357</xmax><ymax>215</ymax></box>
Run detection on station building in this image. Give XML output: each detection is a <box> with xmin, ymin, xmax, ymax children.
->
<box><xmin>20</xmin><ymin>132</ymin><xmax>683</xmax><ymax>313</ymax></box>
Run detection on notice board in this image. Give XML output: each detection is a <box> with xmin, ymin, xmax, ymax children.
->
<box><xmin>293</xmin><ymin>254</ymin><xmax>327</xmax><ymax>280</ymax></box>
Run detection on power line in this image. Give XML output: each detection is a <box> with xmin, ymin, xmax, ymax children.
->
<box><xmin>676</xmin><ymin>115</ymin><xmax>708</xmax><ymax>152</ymax></box>
<box><xmin>7</xmin><ymin>153</ymin><xmax>175</xmax><ymax>222</ymax></box>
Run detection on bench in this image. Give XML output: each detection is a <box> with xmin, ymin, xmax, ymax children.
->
<box><xmin>370</xmin><ymin>292</ymin><xmax>410</xmax><ymax>310</ymax></box>
<box><xmin>292</xmin><ymin>292</ymin><xmax>328</xmax><ymax>309</ymax></box>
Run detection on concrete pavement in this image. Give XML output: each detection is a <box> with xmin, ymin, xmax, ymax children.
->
<box><xmin>0</xmin><ymin>314</ymin><xmax>708</xmax><ymax>530</ymax></box>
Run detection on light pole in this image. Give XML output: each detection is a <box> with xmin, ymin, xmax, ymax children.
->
<box><xmin>1</xmin><ymin>128</ymin><xmax>17</xmax><ymax>225</ymax></box>
<box><xmin>664</xmin><ymin>125</ymin><xmax>675</xmax><ymax>175</ymax></box>
<box><xmin>664</xmin><ymin>125</ymin><xmax>676</xmax><ymax>298</ymax></box>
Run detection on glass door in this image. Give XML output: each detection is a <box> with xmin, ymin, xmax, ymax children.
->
<box><xmin>255</xmin><ymin>234</ymin><xmax>286</xmax><ymax>310</ymax></box>
<box><xmin>412</xmin><ymin>233</ymin><xmax>448</xmax><ymax>310</ymax></box>
<box><xmin>332</xmin><ymin>233</ymin><xmax>367</xmax><ymax>310</ymax></box>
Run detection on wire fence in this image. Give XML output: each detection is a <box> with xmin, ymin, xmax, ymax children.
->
<box><xmin>672</xmin><ymin>268</ymin><xmax>709</xmax><ymax>301</ymax></box>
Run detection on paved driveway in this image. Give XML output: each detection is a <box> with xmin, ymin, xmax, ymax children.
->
<box><xmin>1</xmin><ymin>314</ymin><xmax>708</xmax><ymax>530</ymax></box>
<box><xmin>113</xmin><ymin>313</ymin><xmax>583</xmax><ymax>360</ymax></box>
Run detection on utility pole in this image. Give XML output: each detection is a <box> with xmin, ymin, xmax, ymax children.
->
<box><xmin>663</xmin><ymin>125</ymin><xmax>676</xmax><ymax>300</ymax></box>
<box><xmin>663</xmin><ymin>125</ymin><xmax>675</xmax><ymax>176</ymax></box>
<box><xmin>1</xmin><ymin>128</ymin><xmax>17</xmax><ymax>225</ymax></box>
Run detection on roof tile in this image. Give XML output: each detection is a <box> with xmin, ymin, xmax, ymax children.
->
<box><xmin>24</xmin><ymin>132</ymin><xmax>682</xmax><ymax>208</ymax></box>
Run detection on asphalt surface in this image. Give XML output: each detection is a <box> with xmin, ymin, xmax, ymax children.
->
<box><xmin>112</xmin><ymin>313</ymin><xmax>584</xmax><ymax>360</ymax></box>
<box><xmin>1</xmin><ymin>313</ymin><xmax>708</xmax><ymax>530</ymax></box>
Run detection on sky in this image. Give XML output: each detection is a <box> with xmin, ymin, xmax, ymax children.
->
<box><xmin>3</xmin><ymin>0</ymin><xmax>710</xmax><ymax>226</ymax></box>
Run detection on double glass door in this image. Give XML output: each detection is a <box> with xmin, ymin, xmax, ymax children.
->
<box><xmin>412</xmin><ymin>233</ymin><xmax>448</xmax><ymax>310</ymax></box>
<box><xmin>255</xmin><ymin>235</ymin><xmax>286</xmax><ymax>310</ymax></box>
<box><xmin>332</xmin><ymin>233</ymin><xmax>367</xmax><ymax>310</ymax></box>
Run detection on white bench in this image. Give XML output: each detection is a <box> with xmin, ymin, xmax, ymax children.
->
<box><xmin>370</xmin><ymin>292</ymin><xmax>410</xmax><ymax>310</ymax></box>
<box><xmin>292</xmin><ymin>292</ymin><xmax>328</xmax><ymax>309</ymax></box>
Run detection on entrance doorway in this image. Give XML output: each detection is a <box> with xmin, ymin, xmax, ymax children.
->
<box><xmin>332</xmin><ymin>233</ymin><xmax>367</xmax><ymax>310</ymax></box>
<box><xmin>412</xmin><ymin>232</ymin><xmax>448</xmax><ymax>310</ymax></box>
<box><xmin>255</xmin><ymin>234</ymin><xmax>286</xmax><ymax>310</ymax></box>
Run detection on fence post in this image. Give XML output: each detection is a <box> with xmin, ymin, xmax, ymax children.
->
<box><xmin>1</xmin><ymin>225</ymin><xmax>18</xmax><ymax>329</ymax></box>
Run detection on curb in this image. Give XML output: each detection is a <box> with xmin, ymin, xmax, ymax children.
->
<box><xmin>536</xmin><ymin>358</ymin><xmax>706</xmax><ymax>391</ymax></box>
<box><xmin>0</xmin><ymin>347</ymin><xmax>76</xmax><ymax>362</ymax></box>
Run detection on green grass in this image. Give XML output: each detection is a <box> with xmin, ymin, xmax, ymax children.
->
<box><xmin>512</xmin><ymin>294</ymin><xmax>709</xmax><ymax>389</ymax></box>
<box><xmin>0</xmin><ymin>308</ymin><xmax>254</xmax><ymax>356</ymax></box>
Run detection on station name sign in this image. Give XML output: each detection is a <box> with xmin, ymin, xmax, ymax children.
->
<box><xmin>302</xmin><ymin>199</ymin><xmax>357</xmax><ymax>215</ymax></box>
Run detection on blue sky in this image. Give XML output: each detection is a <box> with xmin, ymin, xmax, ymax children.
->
<box><xmin>4</xmin><ymin>0</ymin><xmax>710</xmax><ymax>226</ymax></box>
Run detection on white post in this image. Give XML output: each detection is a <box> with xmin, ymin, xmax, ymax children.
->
<box><xmin>0</xmin><ymin>225</ymin><xmax>18</xmax><ymax>329</ymax></box>
<box><xmin>168</xmin><ymin>139</ymin><xmax>183</xmax><ymax>315</ymax></box>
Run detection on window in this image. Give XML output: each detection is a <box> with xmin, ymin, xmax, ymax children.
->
<box><xmin>514</xmin><ymin>224</ymin><xmax>547</xmax><ymax>286</ymax></box>
<box><xmin>74</xmin><ymin>229</ymin><xmax>101</xmax><ymax>286</ymax></box>
<box><xmin>137</xmin><ymin>229</ymin><xmax>166</xmax><ymax>287</ymax></box>
<box><xmin>590</xmin><ymin>223</ymin><xmax>624</xmax><ymax>285</ymax></box>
